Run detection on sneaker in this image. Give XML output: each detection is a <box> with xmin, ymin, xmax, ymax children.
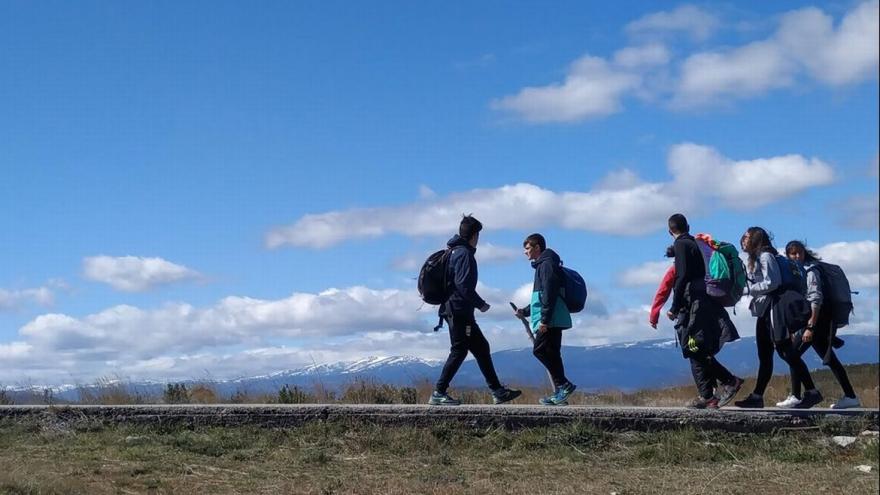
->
<box><xmin>539</xmin><ymin>395</ymin><xmax>568</xmax><ymax>406</ymax></box>
<box><xmin>794</xmin><ymin>390</ymin><xmax>823</xmax><ymax>409</ymax></box>
<box><xmin>830</xmin><ymin>396</ymin><xmax>861</xmax><ymax>409</ymax></box>
<box><xmin>776</xmin><ymin>395</ymin><xmax>802</xmax><ymax>408</ymax></box>
<box><xmin>734</xmin><ymin>393</ymin><xmax>764</xmax><ymax>409</ymax></box>
<box><xmin>491</xmin><ymin>386</ymin><xmax>522</xmax><ymax>405</ymax></box>
<box><xmin>716</xmin><ymin>377</ymin><xmax>744</xmax><ymax>407</ymax></box>
<box><xmin>428</xmin><ymin>391</ymin><xmax>461</xmax><ymax>406</ymax></box>
<box><xmin>687</xmin><ymin>396</ymin><xmax>720</xmax><ymax>409</ymax></box>
<box><xmin>552</xmin><ymin>382</ymin><xmax>577</xmax><ymax>404</ymax></box>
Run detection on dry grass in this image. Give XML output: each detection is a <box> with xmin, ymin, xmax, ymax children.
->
<box><xmin>0</xmin><ymin>416</ymin><xmax>876</xmax><ymax>494</ymax></box>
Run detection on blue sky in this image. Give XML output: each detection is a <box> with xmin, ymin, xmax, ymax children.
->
<box><xmin>1</xmin><ymin>0</ymin><xmax>878</xmax><ymax>384</ymax></box>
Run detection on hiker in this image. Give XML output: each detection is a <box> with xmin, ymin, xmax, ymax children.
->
<box><xmin>512</xmin><ymin>233</ymin><xmax>577</xmax><ymax>406</ymax></box>
<box><xmin>781</xmin><ymin>240</ymin><xmax>860</xmax><ymax>409</ymax></box>
<box><xmin>734</xmin><ymin>227</ymin><xmax>823</xmax><ymax>409</ymax></box>
<box><xmin>665</xmin><ymin>214</ymin><xmax>743</xmax><ymax>409</ymax></box>
<box><xmin>649</xmin><ymin>245</ymin><xmax>676</xmax><ymax>329</ymax></box>
<box><xmin>429</xmin><ymin>215</ymin><xmax>521</xmax><ymax>406</ymax></box>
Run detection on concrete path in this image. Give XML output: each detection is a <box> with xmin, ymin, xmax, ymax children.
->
<box><xmin>2</xmin><ymin>404</ymin><xmax>877</xmax><ymax>433</ymax></box>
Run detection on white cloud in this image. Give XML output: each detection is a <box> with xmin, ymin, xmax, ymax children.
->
<box><xmin>418</xmin><ymin>185</ymin><xmax>437</xmax><ymax>200</ymax></box>
<box><xmin>620</xmin><ymin>260</ymin><xmax>673</xmax><ymax>287</ymax></box>
<box><xmin>82</xmin><ymin>255</ymin><xmax>202</xmax><ymax>292</ymax></box>
<box><xmin>674</xmin><ymin>1</ymin><xmax>879</xmax><ymax>106</ymax></box>
<box><xmin>625</xmin><ymin>5</ymin><xmax>721</xmax><ymax>42</ymax></box>
<box><xmin>491</xmin><ymin>54</ymin><xmax>640</xmax><ymax>123</ymax></box>
<box><xmin>0</xmin><ymin>286</ymin><xmax>54</xmax><ymax>311</ymax></box>
<box><xmin>267</xmin><ymin>144</ymin><xmax>834</xmax><ymax>248</ymax></box>
<box><xmin>837</xmin><ymin>195</ymin><xmax>879</xmax><ymax>230</ymax></box>
<box><xmin>612</xmin><ymin>44</ymin><xmax>671</xmax><ymax>69</ymax></box>
<box><xmin>815</xmin><ymin>240</ymin><xmax>879</xmax><ymax>289</ymax></box>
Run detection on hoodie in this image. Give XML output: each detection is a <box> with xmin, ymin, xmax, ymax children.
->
<box><xmin>522</xmin><ymin>248</ymin><xmax>572</xmax><ymax>333</ymax></box>
<box><xmin>442</xmin><ymin>234</ymin><xmax>487</xmax><ymax>315</ymax></box>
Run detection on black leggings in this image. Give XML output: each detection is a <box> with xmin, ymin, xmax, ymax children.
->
<box><xmin>435</xmin><ymin>313</ymin><xmax>501</xmax><ymax>393</ymax></box>
<box><xmin>791</xmin><ymin>312</ymin><xmax>855</xmax><ymax>399</ymax></box>
<box><xmin>752</xmin><ymin>314</ymin><xmax>815</xmax><ymax>396</ymax></box>
<box><xmin>533</xmin><ymin>327</ymin><xmax>568</xmax><ymax>388</ymax></box>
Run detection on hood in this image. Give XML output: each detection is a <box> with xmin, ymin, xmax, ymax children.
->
<box><xmin>531</xmin><ymin>248</ymin><xmax>560</xmax><ymax>269</ymax></box>
<box><xmin>447</xmin><ymin>234</ymin><xmax>474</xmax><ymax>252</ymax></box>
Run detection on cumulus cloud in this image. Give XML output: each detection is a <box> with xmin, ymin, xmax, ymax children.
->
<box><xmin>82</xmin><ymin>256</ymin><xmax>202</xmax><ymax>292</ymax></box>
<box><xmin>815</xmin><ymin>240</ymin><xmax>879</xmax><ymax>289</ymax></box>
<box><xmin>674</xmin><ymin>1</ymin><xmax>879</xmax><ymax>106</ymax></box>
<box><xmin>625</xmin><ymin>5</ymin><xmax>720</xmax><ymax>42</ymax></box>
<box><xmin>0</xmin><ymin>286</ymin><xmax>54</xmax><ymax>311</ymax></box>
<box><xmin>620</xmin><ymin>260</ymin><xmax>673</xmax><ymax>287</ymax></box>
<box><xmin>268</xmin><ymin>144</ymin><xmax>834</xmax><ymax>248</ymax></box>
<box><xmin>837</xmin><ymin>195</ymin><xmax>879</xmax><ymax>230</ymax></box>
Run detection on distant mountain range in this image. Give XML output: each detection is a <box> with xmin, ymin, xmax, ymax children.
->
<box><xmin>7</xmin><ymin>335</ymin><xmax>879</xmax><ymax>402</ymax></box>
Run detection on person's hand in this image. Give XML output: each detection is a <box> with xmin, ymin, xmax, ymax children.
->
<box><xmin>514</xmin><ymin>308</ymin><xmax>524</xmax><ymax>318</ymax></box>
<box><xmin>479</xmin><ymin>303</ymin><xmax>490</xmax><ymax>313</ymax></box>
<box><xmin>666</xmin><ymin>310</ymin><xmax>675</xmax><ymax>321</ymax></box>
<box><xmin>803</xmin><ymin>329</ymin><xmax>813</xmax><ymax>343</ymax></box>
<box><xmin>538</xmin><ymin>323</ymin><xmax>548</xmax><ymax>334</ymax></box>
<box><xmin>649</xmin><ymin>321</ymin><xmax>658</xmax><ymax>330</ymax></box>
<box><xmin>687</xmin><ymin>336</ymin><xmax>699</xmax><ymax>354</ymax></box>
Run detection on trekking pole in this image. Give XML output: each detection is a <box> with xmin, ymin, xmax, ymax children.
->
<box><xmin>509</xmin><ymin>301</ymin><xmax>556</xmax><ymax>392</ymax></box>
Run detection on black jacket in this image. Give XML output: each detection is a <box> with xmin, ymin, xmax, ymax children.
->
<box><xmin>671</xmin><ymin>233</ymin><xmax>706</xmax><ymax>315</ymax></box>
<box><xmin>529</xmin><ymin>248</ymin><xmax>563</xmax><ymax>326</ymax></box>
<box><xmin>442</xmin><ymin>235</ymin><xmax>487</xmax><ymax>316</ymax></box>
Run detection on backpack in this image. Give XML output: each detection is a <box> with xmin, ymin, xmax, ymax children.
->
<box><xmin>417</xmin><ymin>249</ymin><xmax>452</xmax><ymax>305</ymax></box>
<box><xmin>694</xmin><ymin>234</ymin><xmax>747</xmax><ymax>307</ymax></box>
<box><xmin>559</xmin><ymin>266</ymin><xmax>587</xmax><ymax>313</ymax></box>
<box><xmin>807</xmin><ymin>261</ymin><xmax>855</xmax><ymax>328</ymax></box>
<box><xmin>774</xmin><ymin>255</ymin><xmax>807</xmax><ymax>295</ymax></box>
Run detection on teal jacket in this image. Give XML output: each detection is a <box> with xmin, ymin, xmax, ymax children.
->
<box><xmin>522</xmin><ymin>248</ymin><xmax>572</xmax><ymax>333</ymax></box>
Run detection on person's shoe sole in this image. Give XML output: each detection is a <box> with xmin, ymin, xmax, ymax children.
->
<box><xmin>717</xmin><ymin>378</ymin><xmax>744</xmax><ymax>407</ymax></box>
<box><xmin>492</xmin><ymin>390</ymin><xmax>522</xmax><ymax>405</ymax></box>
<box><xmin>793</xmin><ymin>393</ymin><xmax>823</xmax><ymax>409</ymax></box>
<box><xmin>733</xmin><ymin>399</ymin><xmax>764</xmax><ymax>409</ymax></box>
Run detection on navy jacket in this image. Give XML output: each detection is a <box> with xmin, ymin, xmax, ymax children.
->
<box><xmin>671</xmin><ymin>233</ymin><xmax>706</xmax><ymax>315</ymax></box>
<box><xmin>442</xmin><ymin>235</ymin><xmax>487</xmax><ymax>316</ymax></box>
<box><xmin>521</xmin><ymin>248</ymin><xmax>572</xmax><ymax>331</ymax></box>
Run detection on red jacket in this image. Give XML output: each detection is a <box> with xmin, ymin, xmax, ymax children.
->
<box><xmin>650</xmin><ymin>265</ymin><xmax>676</xmax><ymax>326</ymax></box>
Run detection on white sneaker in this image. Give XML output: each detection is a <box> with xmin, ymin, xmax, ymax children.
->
<box><xmin>830</xmin><ymin>396</ymin><xmax>861</xmax><ymax>409</ymax></box>
<box><xmin>776</xmin><ymin>395</ymin><xmax>802</xmax><ymax>408</ymax></box>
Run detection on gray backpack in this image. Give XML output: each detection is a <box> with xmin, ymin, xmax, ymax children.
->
<box><xmin>808</xmin><ymin>261</ymin><xmax>856</xmax><ymax>328</ymax></box>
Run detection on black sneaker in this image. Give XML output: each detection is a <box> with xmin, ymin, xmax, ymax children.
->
<box><xmin>491</xmin><ymin>386</ymin><xmax>522</xmax><ymax>405</ymax></box>
<box><xmin>794</xmin><ymin>390</ymin><xmax>823</xmax><ymax>409</ymax></box>
<box><xmin>716</xmin><ymin>377</ymin><xmax>744</xmax><ymax>407</ymax></box>
<box><xmin>428</xmin><ymin>391</ymin><xmax>461</xmax><ymax>406</ymax></box>
<box><xmin>734</xmin><ymin>393</ymin><xmax>764</xmax><ymax>408</ymax></box>
<box><xmin>687</xmin><ymin>396</ymin><xmax>719</xmax><ymax>409</ymax></box>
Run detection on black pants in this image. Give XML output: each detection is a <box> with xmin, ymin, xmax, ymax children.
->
<box><xmin>690</xmin><ymin>354</ymin><xmax>736</xmax><ymax>399</ymax></box>
<box><xmin>791</xmin><ymin>313</ymin><xmax>855</xmax><ymax>399</ymax></box>
<box><xmin>533</xmin><ymin>327</ymin><xmax>568</xmax><ymax>388</ymax></box>
<box><xmin>752</xmin><ymin>314</ymin><xmax>815</xmax><ymax>396</ymax></box>
<box><xmin>435</xmin><ymin>312</ymin><xmax>501</xmax><ymax>393</ymax></box>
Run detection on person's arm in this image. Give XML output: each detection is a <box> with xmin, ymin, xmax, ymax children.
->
<box><xmin>538</xmin><ymin>262</ymin><xmax>560</xmax><ymax>327</ymax></box>
<box><xmin>803</xmin><ymin>267</ymin><xmax>823</xmax><ymax>342</ymax></box>
<box><xmin>748</xmin><ymin>252</ymin><xmax>780</xmax><ymax>296</ymax></box>
<box><xmin>669</xmin><ymin>241</ymin><xmax>688</xmax><ymax>314</ymax></box>
<box><xmin>650</xmin><ymin>265</ymin><xmax>676</xmax><ymax>328</ymax></box>
<box><xmin>452</xmin><ymin>251</ymin><xmax>487</xmax><ymax>310</ymax></box>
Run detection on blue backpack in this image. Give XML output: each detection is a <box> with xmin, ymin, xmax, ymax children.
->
<box><xmin>774</xmin><ymin>255</ymin><xmax>807</xmax><ymax>295</ymax></box>
<box><xmin>560</xmin><ymin>266</ymin><xmax>587</xmax><ymax>313</ymax></box>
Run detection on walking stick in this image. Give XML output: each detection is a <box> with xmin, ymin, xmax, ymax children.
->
<box><xmin>509</xmin><ymin>301</ymin><xmax>556</xmax><ymax>392</ymax></box>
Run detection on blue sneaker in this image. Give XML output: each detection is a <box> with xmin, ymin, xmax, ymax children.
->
<box><xmin>539</xmin><ymin>385</ymin><xmax>569</xmax><ymax>406</ymax></box>
<box><xmin>428</xmin><ymin>391</ymin><xmax>461</xmax><ymax>406</ymax></box>
<box><xmin>552</xmin><ymin>382</ymin><xmax>577</xmax><ymax>404</ymax></box>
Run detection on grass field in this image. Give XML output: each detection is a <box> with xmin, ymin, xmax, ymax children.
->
<box><xmin>0</xmin><ymin>415</ymin><xmax>877</xmax><ymax>494</ymax></box>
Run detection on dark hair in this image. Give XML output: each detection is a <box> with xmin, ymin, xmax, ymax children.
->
<box><xmin>785</xmin><ymin>240</ymin><xmax>821</xmax><ymax>263</ymax></box>
<box><xmin>665</xmin><ymin>245</ymin><xmax>674</xmax><ymax>258</ymax></box>
<box><xmin>523</xmin><ymin>233</ymin><xmax>546</xmax><ymax>251</ymax></box>
<box><xmin>742</xmin><ymin>226</ymin><xmax>777</xmax><ymax>271</ymax></box>
<box><xmin>459</xmin><ymin>215</ymin><xmax>483</xmax><ymax>241</ymax></box>
<box><xmin>667</xmin><ymin>213</ymin><xmax>689</xmax><ymax>234</ymax></box>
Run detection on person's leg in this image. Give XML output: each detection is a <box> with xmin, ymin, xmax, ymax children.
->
<box><xmin>708</xmin><ymin>356</ymin><xmax>735</xmax><ymax>386</ymax></box>
<box><xmin>533</xmin><ymin>328</ymin><xmax>567</xmax><ymax>388</ymax></box>
<box><xmin>775</xmin><ymin>338</ymin><xmax>819</xmax><ymax>408</ymax></box>
<box><xmin>690</xmin><ymin>355</ymin><xmax>715</xmax><ymax>400</ymax></box>
<box><xmin>434</xmin><ymin>314</ymin><xmax>469</xmax><ymax>394</ymax></box>
<box><xmin>812</xmin><ymin>333</ymin><xmax>856</xmax><ymax>398</ymax></box>
<box><xmin>752</xmin><ymin>316</ymin><xmax>775</xmax><ymax>395</ymax></box>
<box><xmin>466</xmin><ymin>322</ymin><xmax>502</xmax><ymax>391</ymax></box>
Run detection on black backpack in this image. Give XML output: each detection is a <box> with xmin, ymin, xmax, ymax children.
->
<box><xmin>807</xmin><ymin>261</ymin><xmax>856</xmax><ymax>328</ymax></box>
<box><xmin>418</xmin><ymin>249</ymin><xmax>452</xmax><ymax>305</ymax></box>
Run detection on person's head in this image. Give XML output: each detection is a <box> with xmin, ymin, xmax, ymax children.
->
<box><xmin>667</xmin><ymin>213</ymin><xmax>689</xmax><ymax>237</ymax></box>
<box><xmin>665</xmin><ymin>245</ymin><xmax>674</xmax><ymax>258</ymax></box>
<box><xmin>741</xmin><ymin>226</ymin><xmax>777</xmax><ymax>270</ymax></box>
<box><xmin>523</xmin><ymin>233</ymin><xmax>546</xmax><ymax>261</ymax></box>
<box><xmin>785</xmin><ymin>240</ymin><xmax>820</xmax><ymax>265</ymax></box>
<box><xmin>459</xmin><ymin>215</ymin><xmax>483</xmax><ymax>247</ymax></box>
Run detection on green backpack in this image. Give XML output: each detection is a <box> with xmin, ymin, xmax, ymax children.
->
<box><xmin>695</xmin><ymin>234</ymin><xmax>747</xmax><ymax>307</ymax></box>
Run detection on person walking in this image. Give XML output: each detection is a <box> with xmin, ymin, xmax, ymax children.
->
<box><xmin>734</xmin><ymin>227</ymin><xmax>822</xmax><ymax>409</ymax></box>
<box><xmin>429</xmin><ymin>215</ymin><xmax>521</xmax><ymax>406</ymax></box>
<box><xmin>513</xmin><ymin>233</ymin><xmax>577</xmax><ymax>405</ymax></box>
<box><xmin>779</xmin><ymin>240</ymin><xmax>860</xmax><ymax>409</ymax></box>
<box><xmin>665</xmin><ymin>214</ymin><xmax>743</xmax><ymax>409</ymax></box>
